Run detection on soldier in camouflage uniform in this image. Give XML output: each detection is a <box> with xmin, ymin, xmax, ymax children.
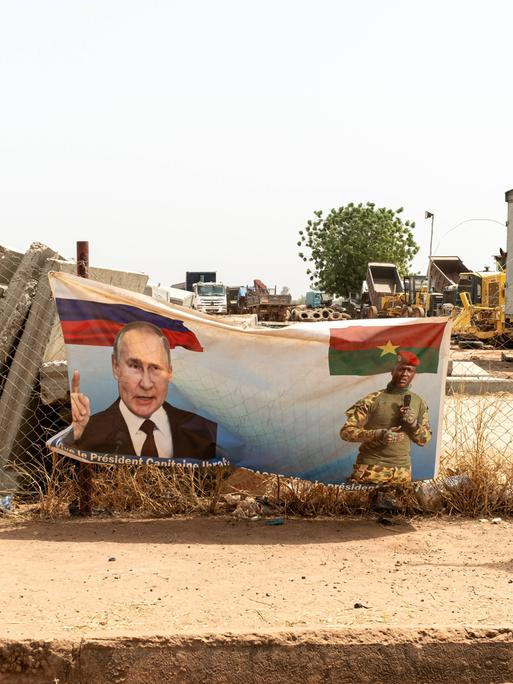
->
<box><xmin>340</xmin><ymin>351</ymin><xmax>432</xmax><ymax>485</ymax></box>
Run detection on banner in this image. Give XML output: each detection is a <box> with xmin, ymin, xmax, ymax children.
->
<box><xmin>47</xmin><ymin>272</ymin><xmax>451</xmax><ymax>488</ymax></box>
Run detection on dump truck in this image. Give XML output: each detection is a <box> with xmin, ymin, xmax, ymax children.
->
<box><xmin>362</xmin><ymin>264</ymin><xmax>439</xmax><ymax>318</ymax></box>
<box><xmin>362</xmin><ymin>263</ymin><xmax>406</xmax><ymax>318</ymax></box>
<box><xmin>427</xmin><ymin>256</ymin><xmax>469</xmax><ymax>293</ymax></box>
<box><xmin>244</xmin><ymin>279</ymin><xmax>292</xmax><ymax>322</ymax></box>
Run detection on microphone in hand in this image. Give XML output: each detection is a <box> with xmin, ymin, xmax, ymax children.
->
<box><xmin>400</xmin><ymin>394</ymin><xmax>416</xmax><ymax>426</ymax></box>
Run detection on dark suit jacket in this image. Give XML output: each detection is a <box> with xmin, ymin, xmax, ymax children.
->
<box><xmin>65</xmin><ymin>400</ymin><xmax>217</xmax><ymax>461</ymax></box>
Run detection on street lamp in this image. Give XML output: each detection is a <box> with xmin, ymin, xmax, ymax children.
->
<box><xmin>425</xmin><ymin>211</ymin><xmax>435</xmax><ymax>312</ymax></box>
<box><xmin>425</xmin><ymin>211</ymin><xmax>435</xmax><ymax>266</ymax></box>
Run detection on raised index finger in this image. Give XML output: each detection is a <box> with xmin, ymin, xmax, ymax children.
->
<box><xmin>71</xmin><ymin>369</ymin><xmax>81</xmax><ymax>394</ymax></box>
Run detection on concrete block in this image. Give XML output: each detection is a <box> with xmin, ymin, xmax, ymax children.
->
<box><xmin>446</xmin><ymin>377</ymin><xmax>513</xmax><ymax>394</ymax></box>
<box><xmin>0</xmin><ymin>261</ymin><xmax>57</xmax><ymax>490</ymax></box>
<box><xmin>450</xmin><ymin>361</ymin><xmax>489</xmax><ymax>377</ymax></box>
<box><xmin>40</xmin><ymin>360</ymin><xmax>69</xmax><ymax>405</ymax></box>
<box><xmin>0</xmin><ymin>245</ymin><xmax>24</xmax><ymax>286</ymax></box>
<box><xmin>51</xmin><ymin>259</ymin><xmax>149</xmax><ymax>293</ymax></box>
<box><xmin>0</xmin><ymin>243</ymin><xmax>59</xmax><ymax>368</ymax></box>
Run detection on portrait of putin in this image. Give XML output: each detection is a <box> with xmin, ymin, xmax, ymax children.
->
<box><xmin>65</xmin><ymin>321</ymin><xmax>217</xmax><ymax>460</ymax></box>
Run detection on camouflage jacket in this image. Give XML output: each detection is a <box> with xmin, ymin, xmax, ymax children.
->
<box><xmin>340</xmin><ymin>386</ymin><xmax>432</xmax><ymax>467</ymax></box>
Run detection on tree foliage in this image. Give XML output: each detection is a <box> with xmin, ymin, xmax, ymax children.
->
<box><xmin>298</xmin><ymin>202</ymin><xmax>419</xmax><ymax>296</ymax></box>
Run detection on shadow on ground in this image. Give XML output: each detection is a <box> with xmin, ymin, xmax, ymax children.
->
<box><xmin>0</xmin><ymin>516</ymin><xmax>415</xmax><ymax>545</ymax></box>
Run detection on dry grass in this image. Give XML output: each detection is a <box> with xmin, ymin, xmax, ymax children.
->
<box><xmin>11</xmin><ymin>453</ymin><xmax>233</xmax><ymax>519</ymax></box>
<box><xmin>435</xmin><ymin>392</ymin><xmax>513</xmax><ymax>517</ymax></box>
<box><xmin>268</xmin><ymin>477</ymin><xmax>422</xmax><ymax>518</ymax></box>
<box><xmin>8</xmin><ymin>393</ymin><xmax>513</xmax><ymax>520</ymax></box>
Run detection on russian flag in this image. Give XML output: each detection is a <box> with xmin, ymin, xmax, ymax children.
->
<box><xmin>55</xmin><ymin>298</ymin><xmax>203</xmax><ymax>352</ymax></box>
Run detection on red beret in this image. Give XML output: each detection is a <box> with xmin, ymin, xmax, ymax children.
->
<box><xmin>396</xmin><ymin>350</ymin><xmax>420</xmax><ymax>366</ymax></box>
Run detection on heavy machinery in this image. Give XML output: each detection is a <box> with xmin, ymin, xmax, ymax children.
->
<box><xmin>186</xmin><ymin>271</ymin><xmax>217</xmax><ymax>292</ymax></box>
<box><xmin>226</xmin><ymin>286</ymin><xmax>245</xmax><ymax>315</ymax></box>
<box><xmin>244</xmin><ymin>279</ymin><xmax>292</xmax><ymax>322</ymax></box>
<box><xmin>334</xmin><ymin>291</ymin><xmax>361</xmax><ymax>319</ymax></box>
<box><xmin>449</xmin><ymin>191</ymin><xmax>513</xmax><ymax>345</ymax></box>
<box><xmin>178</xmin><ymin>271</ymin><xmax>227</xmax><ymax>315</ymax></box>
<box><xmin>402</xmin><ymin>274</ymin><xmax>428</xmax><ymax>317</ymax></box>
<box><xmin>451</xmin><ymin>269</ymin><xmax>513</xmax><ymax>344</ymax></box>
<box><xmin>361</xmin><ymin>263</ymin><xmax>404</xmax><ymax>318</ymax></box>
<box><xmin>191</xmin><ymin>281</ymin><xmax>227</xmax><ymax>314</ymax></box>
<box><xmin>402</xmin><ymin>274</ymin><xmax>446</xmax><ymax>317</ymax></box>
<box><xmin>362</xmin><ymin>263</ymin><xmax>428</xmax><ymax>318</ymax></box>
<box><xmin>427</xmin><ymin>256</ymin><xmax>469</xmax><ymax>294</ymax></box>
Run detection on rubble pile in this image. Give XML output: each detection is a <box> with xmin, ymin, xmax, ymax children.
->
<box><xmin>0</xmin><ymin>242</ymin><xmax>149</xmax><ymax>493</ymax></box>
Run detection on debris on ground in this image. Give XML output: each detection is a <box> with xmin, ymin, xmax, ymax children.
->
<box><xmin>232</xmin><ymin>497</ymin><xmax>262</xmax><ymax>520</ymax></box>
<box><xmin>265</xmin><ymin>517</ymin><xmax>284</xmax><ymax>526</ymax></box>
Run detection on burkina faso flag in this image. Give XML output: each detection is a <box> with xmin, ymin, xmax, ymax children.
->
<box><xmin>329</xmin><ymin>321</ymin><xmax>446</xmax><ymax>376</ymax></box>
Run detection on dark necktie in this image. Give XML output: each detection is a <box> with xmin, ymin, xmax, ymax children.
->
<box><xmin>140</xmin><ymin>419</ymin><xmax>157</xmax><ymax>457</ymax></box>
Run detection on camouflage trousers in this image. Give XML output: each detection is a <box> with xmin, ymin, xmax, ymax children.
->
<box><xmin>347</xmin><ymin>463</ymin><xmax>411</xmax><ymax>485</ymax></box>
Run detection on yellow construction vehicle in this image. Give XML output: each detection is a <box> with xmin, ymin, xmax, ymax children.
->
<box><xmin>363</xmin><ymin>264</ymin><xmax>427</xmax><ymax>318</ymax></box>
<box><xmin>451</xmin><ymin>270</ymin><xmax>513</xmax><ymax>343</ymax></box>
<box><xmin>402</xmin><ymin>274</ymin><xmax>435</xmax><ymax>317</ymax></box>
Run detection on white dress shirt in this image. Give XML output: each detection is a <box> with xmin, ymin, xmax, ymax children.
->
<box><xmin>119</xmin><ymin>400</ymin><xmax>173</xmax><ymax>458</ymax></box>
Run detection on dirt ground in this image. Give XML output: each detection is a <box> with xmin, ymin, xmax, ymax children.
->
<box><xmin>3</xmin><ymin>514</ymin><xmax>513</xmax><ymax>682</ymax></box>
<box><xmin>1</xmin><ymin>514</ymin><xmax>512</xmax><ymax>640</ymax></box>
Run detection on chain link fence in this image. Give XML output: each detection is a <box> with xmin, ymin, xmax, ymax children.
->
<box><xmin>0</xmin><ymin>242</ymin><xmax>151</xmax><ymax>496</ymax></box>
<box><xmin>1</xmin><ymin>242</ymin><xmax>513</xmax><ymax>505</ymax></box>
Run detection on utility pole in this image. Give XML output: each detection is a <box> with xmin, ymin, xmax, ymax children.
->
<box><xmin>505</xmin><ymin>191</ymin><xmax>513</xmax><ymax>315</ymax></box>
<box><xmin>425</xmin><ymin>211</ymin><xmax>435</xmax><ymax>315</ymax></box>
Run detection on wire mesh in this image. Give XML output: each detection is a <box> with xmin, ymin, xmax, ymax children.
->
<box><xmin>1</xmin><ymin>242</ymin><xmax>513</xmax><ymax>501</ymax></box>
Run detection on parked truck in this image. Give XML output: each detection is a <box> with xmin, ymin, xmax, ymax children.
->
<box><xmin>362</xmin><ymin>264</ymin><xmax>439</xmax><ymax>318</ymax></box>
<box><xmin>191</xmin><ymin>281</ymin><xmax>227</xmax><ymax>314</ymax></box>
<box><xmin>244</xmin><ymin>279</ymin><xmax>292</xmax><ymax>322</ymax></box>
<box><xmin>226</xmin><ymin>285</ymin><xmax>246</xmax><ymax>315</ymax></box>
<box><xmin>186</xmin><ymin>271</ymin><xmax>216</xmax><ymax>292</ymax></box>
<box><xmin>183</xmin><ymin>271</ymin><xmax>227</xmax><ymax>314</ymax></box>
<box><xmin>363</xmin><ymin>263</ymin><xmax>405</xmax><ymax>318</ymax></box>
<box><xmin>427</xmin><ymin>257</ymin><xmax>469</xmax><ymax>294</ymax></box>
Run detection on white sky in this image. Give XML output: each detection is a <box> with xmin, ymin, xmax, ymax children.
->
<box><xmin>1</xmin><ymin>0</ymin><xmax>512</xmax><ymax>297</ymax></box>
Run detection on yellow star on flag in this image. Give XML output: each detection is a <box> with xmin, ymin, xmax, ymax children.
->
<box><xmin>377</xmin><ymin>340</ymin><xmax>400</xmax><ymax>357</ymax></box>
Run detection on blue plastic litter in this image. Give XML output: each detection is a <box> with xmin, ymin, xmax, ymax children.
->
<box><xmin>0</xmin><ymin>495</ymin><xmax>12</xmax><ymax>511</ymax></box>
<box><xmin>265</xmin><ymin>517</ymin><xmax>284</xmax><ymax>526</ymax></box>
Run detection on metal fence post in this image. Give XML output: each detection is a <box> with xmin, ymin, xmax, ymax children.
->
<box><xmin>76</xmin><ymin>241</ymin><xmax>93</xmax><ymax>515</ymax></box>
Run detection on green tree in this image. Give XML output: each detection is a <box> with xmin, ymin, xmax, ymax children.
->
<box><xmin>298</xmin><ymin>202</ymin><xmax>419</xmax><ymax>296</ymax></box>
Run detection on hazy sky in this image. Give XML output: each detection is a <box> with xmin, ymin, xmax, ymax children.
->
<box><xmin>1</xmin><ymin>0</ymin><xmax>512</xmax><ymax>296</ymax></box>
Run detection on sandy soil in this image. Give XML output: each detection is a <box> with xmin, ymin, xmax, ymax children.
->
<box><xmin>1</xmin><ymin>515</ymin><xmax>512</xmax><ymax>641</ymax></box>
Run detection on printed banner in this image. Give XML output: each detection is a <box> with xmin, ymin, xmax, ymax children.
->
<box><xmin>47</xmin><ymin>272</ymin><xmax>451</xmax><ymax>487</ymax></box>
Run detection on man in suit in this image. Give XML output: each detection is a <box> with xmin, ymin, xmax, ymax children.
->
<box><xmin>67</xmin><ymin>321</ymin><xmax>217</xmax><ymax>460</ymax></box>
